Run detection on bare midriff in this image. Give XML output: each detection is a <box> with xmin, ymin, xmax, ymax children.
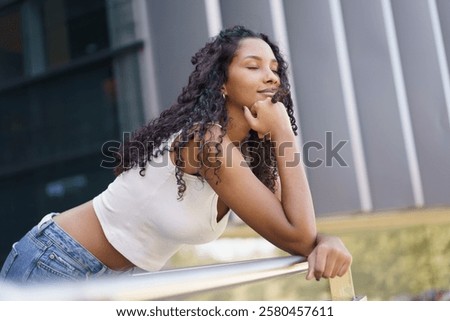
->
<box><xmin>53</xmin><ymin>200</ymin><xmax>135</xmax><ymax>271</ymax></box>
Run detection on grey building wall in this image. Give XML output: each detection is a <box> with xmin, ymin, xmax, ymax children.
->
<box><xmin>391</xmin><ymin>0</ymin><xmax>450</xmax><ymax>207</ymax></box>
<box><xmin>220</xmin><ymin>0</ymin><xmax>275</xmax><ymax>38</ymax></box>
<box><xmin>137</xmin><ymin>0</ymin><xmax>450</xmax><ymax>216</ymax></box>
<box><xmin>340</xmin><ymin>0</ymin><xmax>415</xmax><ymax>210</ymax></box>
<box><xmin>283</xmin><ymin>0</ymin><xmax>362</xmax><ymax>215</ymax></box>
<box><xmin>146</xmin><ymin>0</ymin><xmax>210</xmax><ymax>110</ymax></box>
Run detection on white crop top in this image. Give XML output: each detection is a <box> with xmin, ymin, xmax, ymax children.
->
<box><xmin>93</xmin><ymin>131</ymin><xmax>230</xmax><ymax>271</ymax></box>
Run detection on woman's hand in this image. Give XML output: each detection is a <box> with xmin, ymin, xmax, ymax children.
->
<box><xmin>306</xmin><ymin>234</ymin><xmax>352</xmax><ymax>281</ymax></box>
<box><xmin>243</xmin><ymin>98</ymin><xmax>292</xmax><ymax>139</ymax></box>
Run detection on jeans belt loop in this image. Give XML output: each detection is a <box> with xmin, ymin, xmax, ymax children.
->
<box><xmin>37</xmin><ymin>213</ymin><xmax>58</xmax><ymax>233</ymax></box>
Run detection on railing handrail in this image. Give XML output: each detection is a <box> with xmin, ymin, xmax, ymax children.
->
<box><xmin>0</xmin><ymin>255</ymin><xmax>360</xmax><ymax>300</ymax></box>
<box><xmin>0</xmin><ymin>256</ymin><xmax>308</xmax><ymax>300</ymax></box>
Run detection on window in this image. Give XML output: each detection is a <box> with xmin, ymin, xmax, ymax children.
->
<box><xmin>42</xmin><ymin>0</ymin><xmax>110</xmax><ymax>68</ymax></box>
<box><xmin>0</xmin><ymin>5</ymin><xmax>24</xmax><ymax>86</ymax></box>
<box><xmin>0</xmin><ymin>0</ymin><xmax>110</xmax><ymax>83</ymax></box>
<box><xmin>0</xmin><ymin>0</ymin><xmax>142</xmax><ymax>264</ymax></box>
<box><xmin>0</xmin><ymin>61</ymin><xmax>119</xmax><ymax>171</ymax></box>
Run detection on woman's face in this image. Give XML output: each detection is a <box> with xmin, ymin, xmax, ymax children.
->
<box><xmin>223</xmin><ymin>38</ymin><xmax>280</xmax><ymax>109</ymax></box>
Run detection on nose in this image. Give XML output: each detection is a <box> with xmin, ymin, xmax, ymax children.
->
<box><xmin>264</xmin><ymin>67</ymin><xmax>280</xmax><ymax>84</ymax></box>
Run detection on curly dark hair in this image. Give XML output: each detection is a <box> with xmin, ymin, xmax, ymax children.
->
<box><xmin>114</xmin><ymin>25</ymin><xmax>298</xmax><ymax>198</ymax></box>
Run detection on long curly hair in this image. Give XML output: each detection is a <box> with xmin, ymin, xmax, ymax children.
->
<box><xmin>114</xmin><ymin>25</ymin><xmax>298</xmax><ymax>198</ymax></box>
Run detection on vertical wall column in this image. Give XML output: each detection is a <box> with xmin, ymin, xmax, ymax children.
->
<box><xmin>329</xmin><ymin>0</ymin><xmax>372</xmax><ymax>212</ymax></box>
<box><xmin>133</xmin><ymin>0</ymin><xmax>161</xmax><ymax>122</ymax></box>
<box><xmin>21</xmin><ymin>0</ymin><xmax>46</xmax><ymax>75</ymax></box>
<box><xmin>380</xmin><ymin>0</ymin><xmax>424</xmax><ymax>208</ymax></box>
<box><xmin>269</xmin><ymin>0</ymin><xmax>304</xmax><ymax>148</ymax></box>
<box><xmin>106</xmin><ymin>0</ymin><xmax>144</xmax><ymax>133</ymax></box>
<box><xmin>428</xmin><ymin>0</ymin><xmax>450</xmax><ymax>128</ymax></box>
<box><xmin>204</xmin><ymin>0</ymin><xmax>222</xmax><ymax>37</ymax></box>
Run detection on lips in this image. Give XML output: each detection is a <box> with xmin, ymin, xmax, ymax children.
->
<box><xmin>257</xmin><ymin>88</ymin><xmax>278</xmax><ymax>96</ymax></box>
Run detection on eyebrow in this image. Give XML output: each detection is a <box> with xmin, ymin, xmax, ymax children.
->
<box><xmin>243</xmin><ymin>55</ymin><xmax>278</xmax><ymax>64</ymax></box>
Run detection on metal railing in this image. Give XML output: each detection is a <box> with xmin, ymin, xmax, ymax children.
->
<box><xmin>0</xmin><ymin>256</ymin><xmax>363</xmax><ymax>300</ymax></box>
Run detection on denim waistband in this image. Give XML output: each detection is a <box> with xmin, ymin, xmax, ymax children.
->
<box><xmin>33</xmin><ymin>213</ymin><xmax>107</xmax><ymax>275</ymax></box>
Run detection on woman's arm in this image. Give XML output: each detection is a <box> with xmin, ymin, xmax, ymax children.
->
<box><xmin>198</xmin><ymin>98</ymin><xmax>351</xmax><ymax>279</ymax></box>
<box><xmin>200</xmin><ymin>98</ymin><xmax>316</xmax><ymax>256</ymax></box>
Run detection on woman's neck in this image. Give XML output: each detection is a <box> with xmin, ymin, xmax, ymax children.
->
<box><xmin>226</xmin><ymin>105</ymin><xmax>251</xmax><ymax>145</ymax></box>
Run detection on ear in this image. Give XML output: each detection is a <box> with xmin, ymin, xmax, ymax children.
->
<box><xmin>221</xmin><ymin>85</ymin><xmax>227</xmax><ymax>96</ymax></box>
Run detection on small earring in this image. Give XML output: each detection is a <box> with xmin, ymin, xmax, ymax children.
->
<box><xmin>222</xmin><ymin>93</ymin><xmax>226</xmax><ymax>100</ymax></box>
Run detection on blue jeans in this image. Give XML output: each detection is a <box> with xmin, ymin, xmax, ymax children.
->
<box><xmin>0</xmin><ymin>213</ymin><xmax>132</xmax><ymax>285</ymax></box>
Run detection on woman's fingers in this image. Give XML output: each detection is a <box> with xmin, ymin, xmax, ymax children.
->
<box><xmin>243</xmin><ymin>98</ymin><xmax>290</xmax><ymax>138</ymax></box>
<box><xmin>337</xmin><ymin>254</ymin><xmax>352</xmax><ymax>277</ymax></box>
<box><xmin>306</xmin><ymin>246</ymin><xmax>327</xmax><ymax>281</ymax></box>
<box><xmin>242</xmin><ymin>106</ymin><xmax>257</xmax><ymax>129</ymax></box>
<box><xmin>242</xmin><ymin>103</ymin><xmax>268</xmax><ymax>136</ymax></box>
<box><xmin>306</xmin><ymin>235</ymin><xmax>353</xmax><ymax>281</ymax></box>
<box><xmin>306</xmin><ymin>250</ymin><xmax>317</xmax><ymax>280</ymax></box>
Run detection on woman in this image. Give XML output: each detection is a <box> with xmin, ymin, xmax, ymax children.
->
<box><xmin>1</xmin><ymin>26</ymin><xmax>351</xmax><ymax>284</ymax></box>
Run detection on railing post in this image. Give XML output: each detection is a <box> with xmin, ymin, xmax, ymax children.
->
<box><xmin>329</xmin><ymin>267</ymin><xmax>366</xmax><ymax>300</ymax></box>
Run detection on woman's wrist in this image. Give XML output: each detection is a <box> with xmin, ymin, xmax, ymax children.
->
<box><xmin>315</xmin><ymin>233</ymin><xmax>324</xmax><ymax>245</ymax></box>
<box><xmin>270</xmin><ymin>127</ymin><xmax>296</xmax><ymax>143</ymax></box>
